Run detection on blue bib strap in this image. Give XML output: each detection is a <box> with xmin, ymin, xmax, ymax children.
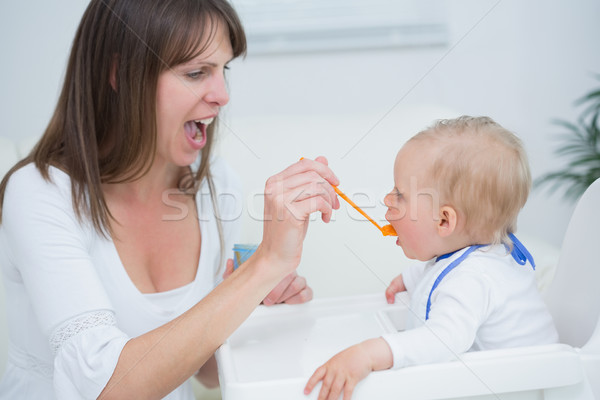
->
<box><xmin>435</xmin><ymin>250</ymin><xmax>458</xmax><ymax>262</ymax></box>
<box><xmin>507</xmin><ymin>233</ymin><xmax>535</xmax><ymax>270</ymax></box>
<box><xmin>426</xmin><ymin>245</ymin><xmax>484</xmax><ymax>320</ymax></box>
<box><xmin>425</xmin><ymin>236</ymin><xmax>535</xmax><ymax>321</ymax></box>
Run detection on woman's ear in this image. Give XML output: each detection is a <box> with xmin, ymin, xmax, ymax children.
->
<box><xmin>437</xmin><ymin>205</ymin><xmax>457</xmax><ymax>237</ymax></box>
<box><xmin>110</xmin><ymin>54</ymin><xmax>119</xmax><ymax>91</ymax></box>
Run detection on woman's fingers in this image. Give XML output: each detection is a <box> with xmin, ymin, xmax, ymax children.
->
<box><xmin>275</xmin><ymin>170</ymin><xmax>338</xmax><ymax>208</ymax></box>
<box><xmin>264</xmin><ymin>175</ymin><xmax>335</xmax><ymax>225</ymax></box>
<box><xmin>264</xmin><ymin>176</ymin><xmax>330</xmax><ymax>220</ymax></box>
<box><xmin>263</xmin><ymin>272</ymin><xmax>295</xmax><ymax>305</ymax></box>
<box><xmin>292</xmin><ymin>192</ymin><xmax>335</xmax><ymax>223</ymax></box>
<box><xmin>222</xmin><ymin>258</ymin><xmax>234</xmax><ymax>280</ymax></box>
<box><xmin>277</xmin><ymin>276</ymin><xmax>312</xmax><ymax>305</ymax></box>
<box><xmin>314</xmin><ymin>155</ymin><xmax>329</xmax><ymax>166</ymax></box>
<box><xmin>260</xmin><ymin>156</ymin><xmax>340</xmax><ymax>276</ymax></box>
<box><xmin>265</xmin><ymin>160</ymin><xmax>340</xmax><ymax>218</ymax></box>
<box><xmin>281</xmin><ymin>276</ymin><xmax>309</xmax><ymax>302</ymax></box>
<box><xmin>263</xmin><ymin>274</ymin><xmax>313</xmax><ymax>305</ymax></box>
<box><xmin>276</xmin><ymin>157</ymin><xmax>339</xmax><ymax>187</ymax></box>
<box><xmin>282</xmin><ymin>287</ymin><xmax>313</xmax><ymax>305</ymax></box>
<box><xmin>266</xmin><ymin>157</ymin><xmax>341</xmax><ymax>220</ymax></box>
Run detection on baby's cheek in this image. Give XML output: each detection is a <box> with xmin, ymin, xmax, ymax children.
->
<box><xmin>394</xmin><ymin>204</ymin><xmax>407</xmax><ymax>221</ymax></box>
<box><xmin>385</xmin><ymin>209</ymin><xmax>400</xmax><ymax>223</ymax></box>
<box><xmin>385</xmin><ymin>202</ymin><xmax>407</xmax><ymax>222</ymax></box>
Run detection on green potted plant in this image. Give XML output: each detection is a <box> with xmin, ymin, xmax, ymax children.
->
<box><xmin>535</xmin><ymin>76</ymin><xmax>600</xmax><ymax>201</ymax></box>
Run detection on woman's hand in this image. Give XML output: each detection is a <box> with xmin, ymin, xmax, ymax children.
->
<box><xmin>257</xmin><ymin>157</ymin><xmax>340</xmax><ymax>276</ymax></box>
<box><xmin>224</xmin><ymin>259</ymin><xmax>313</xmax><ymax>305</ymax></box>
<box><xmin>304</xmin><ymin>338</ymin><xmax>393</xmax><ymax>400</ymax></box>
<box><xmin>262</xmin><ymin>270</ymin><xmax>312</xmax><ymax>305</ymax></box>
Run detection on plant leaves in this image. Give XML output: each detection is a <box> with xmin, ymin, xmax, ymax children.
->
<box><xmin>536</xmin><ymin>83</ymin><xmax>600</xmax><ymax>203</ymax></box>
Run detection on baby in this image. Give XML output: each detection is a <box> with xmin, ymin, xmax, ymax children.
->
<box><xmin>304</xmin><ymin>116</ymin><xmax>558</xmax><ymax>399</ymax></box>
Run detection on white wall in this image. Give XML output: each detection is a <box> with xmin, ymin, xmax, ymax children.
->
<box><xmin>1</xmin><ymin>1</ymin><xmax>598</xmax><ymax>298</ymax></box>
<box><xmin>218</xmin><ymin>0</ymin><xmax>600</xmax><ymax>297</ymax></box>
<box><xmin>221</xmin><ymin>0</ymin><xmax>600</xmax><ymax>249</ymax></box>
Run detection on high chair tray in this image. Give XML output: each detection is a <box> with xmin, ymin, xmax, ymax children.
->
<box><xmin>215</xmin><ymin>293</ymin><xmax>585</xmax><ymax>400</ymax></box>
<box><xmin>215</xmin><ymin>293</ymin><xmax>409</xmax><ymax>400</ymax></box>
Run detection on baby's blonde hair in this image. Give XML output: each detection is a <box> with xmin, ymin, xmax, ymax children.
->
<box><xmin>409</xmin><ymin>116</ymin><xmax>531</xmax><ymax>246</ymax></box>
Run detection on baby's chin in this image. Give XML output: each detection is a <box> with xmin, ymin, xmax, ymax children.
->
<box><xmin>400</xmin><ymin>245</ymin><xmax>435</xmax><ymax>262</ymax></box>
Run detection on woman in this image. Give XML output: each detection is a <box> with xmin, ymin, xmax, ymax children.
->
<box><xmin>0</xmin><ymin>0</ymin><xmax>339</xmax><ymax>398</ymax></box>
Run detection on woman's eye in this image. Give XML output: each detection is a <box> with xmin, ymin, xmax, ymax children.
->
<box><xmin>186</xmin><ymin>70</ymin><xmax>205</xmax><ymax>80</ymax></box>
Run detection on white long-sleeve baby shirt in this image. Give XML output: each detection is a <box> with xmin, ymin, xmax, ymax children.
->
<box><xmin>381</xmin><ymin>245</ymin><xmax>558</xmax><ymax>369</ymax></box>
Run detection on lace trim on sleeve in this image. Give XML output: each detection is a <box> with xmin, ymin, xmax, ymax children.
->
<box><xmin>49</xmin><ymin>310</ymin><xmax>117</xmax><ymax>355</ymax></box>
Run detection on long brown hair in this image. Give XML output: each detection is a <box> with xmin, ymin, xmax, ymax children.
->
<box><xmin>0</xmin><ymin>0</ymin><xmax>246</xmax><ymax>237</ymax></box>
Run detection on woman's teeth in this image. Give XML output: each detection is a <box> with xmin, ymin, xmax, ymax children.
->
<box><xmin>195</xmin><ymin>117</ymin><xmax>214</xmax><ymax>126</ymax></box>
<box><xmin>192</xmin><ymin>118</ymin><xmax>214</xmax><ymax>141</ymax></box>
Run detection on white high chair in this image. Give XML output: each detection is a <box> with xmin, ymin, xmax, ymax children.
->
<box><xmin>216</xmin><ymin>178</ymin><xmax>600</xmax><ymax>400</ymax></box>
<box><xmin>541</xmin><ymin>176</ymin><xmax>600</xmax><ymax>398</ymax></box>
<box><xmin>377</xmin><ymin>177</ymin><xmax>600</xmax><ymax>400</ymax></box>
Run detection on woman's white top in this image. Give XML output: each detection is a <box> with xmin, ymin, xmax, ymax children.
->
<box><xmin>0</xmin><ymin>159</ymin><xmax>242</xmax><ymax>399</ymax></box>
<box><xmin>382</xmin><ymin>245</ymin><xmax>559</xmax><ymax>369</ymax></box>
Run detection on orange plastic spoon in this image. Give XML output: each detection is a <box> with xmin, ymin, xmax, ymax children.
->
<box><xmin>333</xmin><ymin>186</ymin><xmax>397</xmax><ymax>237</ymax></box>
<box><xmin>299</xmin><ymin>157</ymin><xmax>396</xmax><ymax>236</ymax></box>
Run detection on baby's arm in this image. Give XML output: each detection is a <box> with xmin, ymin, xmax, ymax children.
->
<box><xmin>304</xmin><ymin>338</ymin><xmax>392</xmax><ymax>400</ymax></box>
<box><xmin>385</xmin><ymin>274</ymin><xmax>406</xmax><ymax>304</ymax></box>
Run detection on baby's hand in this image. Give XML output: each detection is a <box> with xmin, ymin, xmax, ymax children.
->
<box><xmin>305</xmin><ymin>339</ymin><xmax>393</xmax><ymax>399</ymax></box>
<box><xmin>385</xmin><ymin>274</ymin><xmax>406</xmax><ymax>304</ymax></box>
<box><xmin>304</xmin><ymin>343</ymin><xmax>372</xmax><ymax>400</ymax></box>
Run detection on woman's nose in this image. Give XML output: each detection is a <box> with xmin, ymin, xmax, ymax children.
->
<box><xmin>204</xmin><ymin>72</ymin><xmax>229</xmax><ymax>107</ymax></box>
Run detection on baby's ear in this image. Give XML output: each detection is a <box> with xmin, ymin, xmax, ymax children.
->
<box><xmin>437</xmin><ymin>205</ymin><xmax>457</xmax><ymax>237</ymax></box>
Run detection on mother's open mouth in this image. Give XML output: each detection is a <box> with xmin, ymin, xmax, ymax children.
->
<box><xmin>185</xmin><ymin>117</ymin><xmax>214</xmax><ymax>147</ymax></box>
